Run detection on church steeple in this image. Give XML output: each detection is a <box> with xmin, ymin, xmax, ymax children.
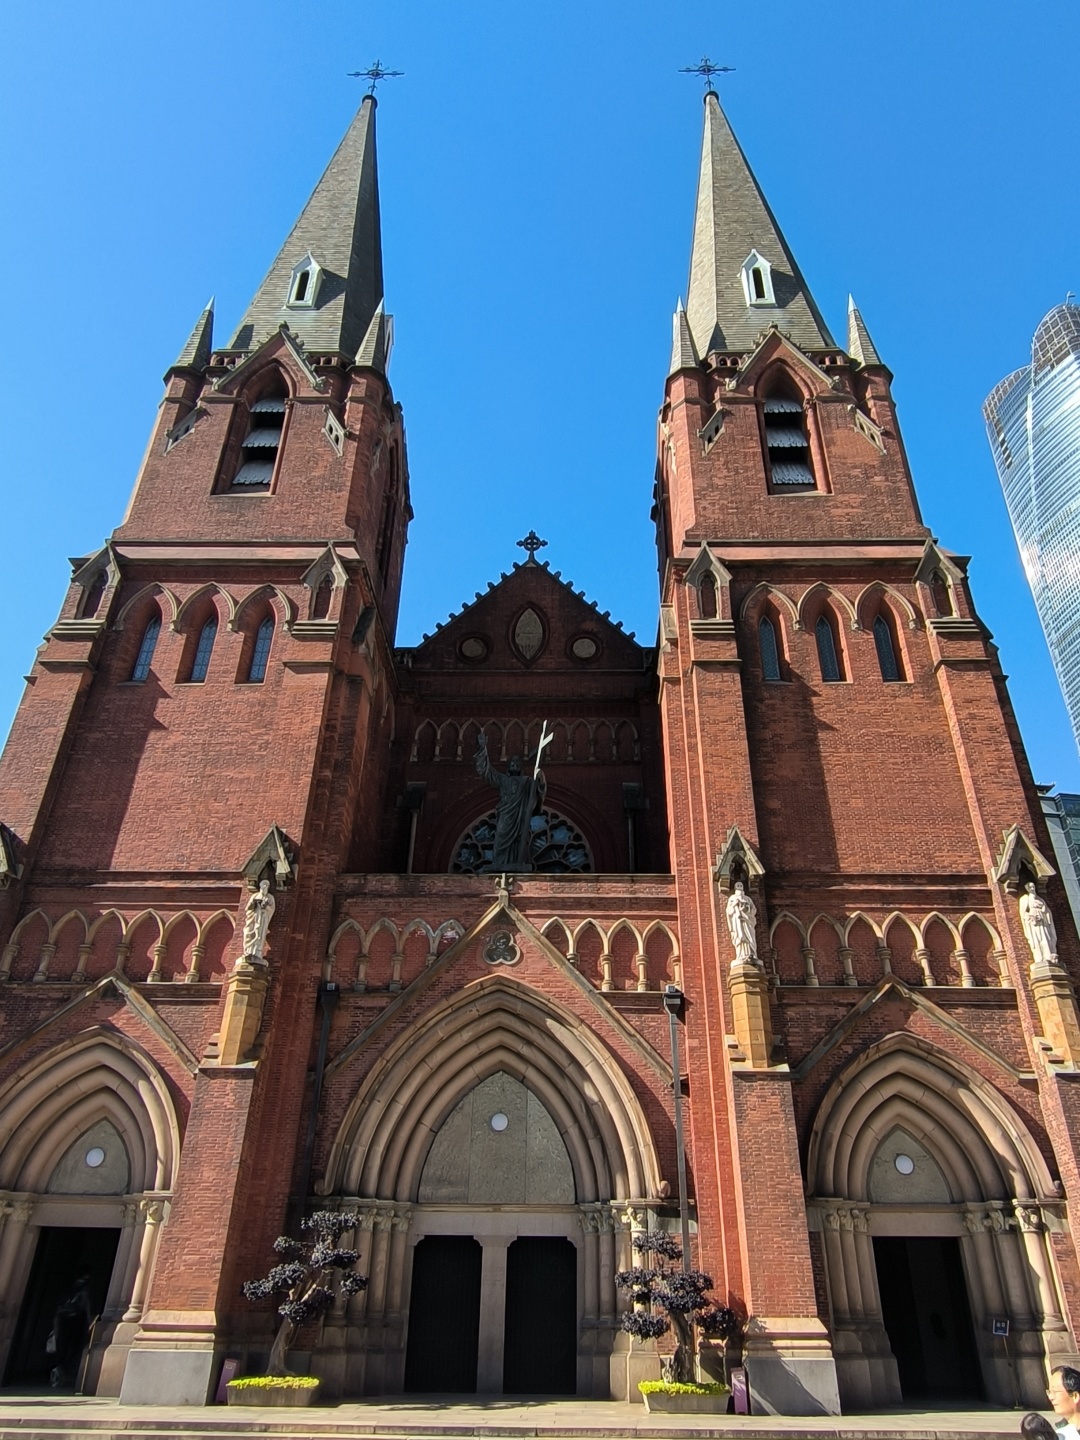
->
<box><xmin>228</xmin><ymin>97</ymin><xmax>383</xmax><ymax>357</ymax></box>
<box><xmin>684</xmin><ymin>92</ymin><xmax>833</xmax><ymax>359</ymax></box>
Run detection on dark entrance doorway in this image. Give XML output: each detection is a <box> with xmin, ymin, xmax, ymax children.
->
<box><xmin>874</xmin><ymin>1236</ymin><xmax>982</xmax><ymax>1402</ymax></box>
<box><xmin>403</xmin><ymin>1236</ymin><xmax>482</xmax><ymax>1392</ymax></box>
<box><xmin>4</xmin><ymin>1226</ymin><xmax>120</xmax><ymax>1389</ymax></box>
<box><xmin>503</xmin><ymin>1236</ymin><xmax>577</xmax><ymax>1395</ymax></box>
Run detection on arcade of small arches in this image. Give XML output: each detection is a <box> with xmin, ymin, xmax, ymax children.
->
<box><xmin>322</xmin><ymin>915</ymin><xmax>681</xmax><ymax>994</ymax></box>
<box><xmin>0</xmin><ymin>908</ymin><xmax>236</xmax><ymax>986</ymax></box>
<box><xmin>410</xmin><ymin>717</ymin><xmax>641</xmax><ymax>766</ymax></box>
<box><xmin>768</xmin><ymin>910</ymin><xmax>1007</xmax><ymax>988</ymax></box>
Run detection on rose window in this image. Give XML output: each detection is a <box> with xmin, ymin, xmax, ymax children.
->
<box><xmin>451</xmin><ymin>808</ymin><xmax>592</xmax><ymax>875</ymax></box>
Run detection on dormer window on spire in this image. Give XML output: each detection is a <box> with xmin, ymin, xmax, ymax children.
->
<box><xmin>287</xmin><ymin>254</ymin><xmax>323</xmax><ymax>310</ymax></box>
<box><xmin>741</xmin><ymin>251</ymin><xmax>775</xmax><ymax>308</ymax></box>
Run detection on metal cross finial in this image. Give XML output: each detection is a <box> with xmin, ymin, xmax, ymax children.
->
<box><xmin>516</xmin><ymin>531</ymin><xmax>548</xmax><ymax>561</ymax></box>
<box><xmin>347</xmin><ymin>60</ymin><xmax>405</xmax><ymax>96</ymax></box>
<box><xmin>679</xmin><ymin>55</ymin><xmax>735</xmax><ymax>95</ymax></box>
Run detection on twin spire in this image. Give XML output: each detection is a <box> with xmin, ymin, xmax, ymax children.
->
<box><xmin>675</xmin><ymin>91</ymin><xmax>882</xmax><ymax>374</ymax></box>
<box><xmin>170</xmin><ymin>89</ymin><xmax>882</xmax><ymax>384</ymax></box>
<box><xmin>228</xmin><ymin>97</ymin><xmax>385</xmax><ymax>363</ymax></box>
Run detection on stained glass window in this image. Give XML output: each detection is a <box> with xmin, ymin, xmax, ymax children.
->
<box><xmin>248</xmin><ymin>617</ymin><xmax>274</xmax><ymax>683</ymax></box>
<box><xmin>451</xmin><ymin>809</ymin><xmax>592</xmax><ymax>875</ymax></box>
<box><xmin>131</xmin><ymin>616</ymin><xmax>161</xmax><ymax>683</ymax></box>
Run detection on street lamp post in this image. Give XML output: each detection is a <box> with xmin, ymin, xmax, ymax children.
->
<box><xmin>663</xmin><ymin>983</ymin><xmax>692</xmax><ymax>1271</ymax></box>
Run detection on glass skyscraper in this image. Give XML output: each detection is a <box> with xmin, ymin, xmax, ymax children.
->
<box><xmin>985</xmin><ymin>302</ymin><xmax>1080</xmax><ymax>755</ymax></box>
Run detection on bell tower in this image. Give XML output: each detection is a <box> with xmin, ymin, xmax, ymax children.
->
<box><xmin>0</xmin><ymin>96</ymin><xmax>412</xmax><ymax>1404</ymax></box>
<box><xmin>657</xmin><ymin>88</ymin><xmax>1080</xmax><ymax>1413</ymax></box>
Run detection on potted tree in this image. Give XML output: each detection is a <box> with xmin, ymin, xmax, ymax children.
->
<box><xmin>616</xmin><ymin>1230</ymin><xmax>734</xmax><ymax>1413</ymax></box>
<box><xmin>230</xmin><ymin>1211</ymin><xmax>367</xmax><ymax>1406</ymax></box>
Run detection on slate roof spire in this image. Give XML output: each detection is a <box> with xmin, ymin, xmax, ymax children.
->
<box><xmin>669</xmin><ymin>297</ymin><xmax>700</xmax><ymax>375</ymax></box>
<box><xmin>228</xmin><ymin>98</ymin><xmax>384</xmax><ymax>357</ymax></box>
<box><xmin>847</xmin><ymin>295</ymin><xmax>883</xmax><ymax>366</ymax></box>
<box><xmin>684</xmin><ymin>92</ymin><xmax>833</xmax><ymax>358</ymax></box>
<box><xmin>171</xmin><ymin>298</ymin><xmax>214</xmax><ymax>372</ymax></box>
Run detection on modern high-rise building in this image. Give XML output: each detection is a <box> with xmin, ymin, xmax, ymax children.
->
<box><xmin>3</xmin><ymin>90</ymin><xmax>1080</xmax><ymax>1417</ymax></box>
<box><xmin>984</xmin><ymin>303</ymin><xmax>1080</xmax><ymax>755</ymax></box>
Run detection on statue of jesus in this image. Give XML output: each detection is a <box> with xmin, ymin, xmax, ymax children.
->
<box><xmin>475</xmin><ymin>733</ymin><xmax>546</xmax><ymax>872</ymax></box>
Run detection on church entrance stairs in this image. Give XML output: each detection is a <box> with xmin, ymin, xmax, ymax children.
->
<box><xmin>0</xmin><ymin>1396</ymin><xmax>1032</xmax><ymax>1440</ymax></box>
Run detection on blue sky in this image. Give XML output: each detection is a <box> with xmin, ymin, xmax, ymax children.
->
<box><xmin>2</xmin><ymin>0</ymin><xmax>1078</xmax><ymax>789</ymax></box>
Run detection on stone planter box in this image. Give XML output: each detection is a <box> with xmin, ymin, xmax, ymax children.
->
<box><xmin>641</xmin><ymin>1390</ymin><xmax>728</xmax><ymax>1413</ymax></box>
<box><xmin>226</xmin><ymin>1381</ymin><xmax>319</xmax><ymax>1407</ymax></box>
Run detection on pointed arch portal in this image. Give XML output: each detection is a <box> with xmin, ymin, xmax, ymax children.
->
<box><xmin>317</xmin><ymin>978</ymin><xmax>662</xmax><ymax>1398</ymax></box>
<box><xmin>807</xmin><ymin>1036</ymin><xmax>1069</xmax><ymax>1409</ymax></box>
<box><xmin>0</xmin><ymin>1031</ymin><xmax>179</xmax><ymax>1395</ymax></box>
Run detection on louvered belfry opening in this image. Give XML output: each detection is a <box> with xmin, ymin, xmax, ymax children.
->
<box><xmin>231</xmin><ymin>389</ymin><xmax>287</xmax><ymax>490</ymax></box>
<box><xmin>764</xmin><ymin>389</ymin><xmax>815</xmax><ymax>491</ymax></box>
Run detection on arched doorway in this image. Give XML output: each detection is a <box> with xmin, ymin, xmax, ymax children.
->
<box><xmin>0</xmin><ymin>1031</ymin><xmax>179</xmax><ymax>1394</ymax></box>
<box><xmin>807</xmin><ymin>1036</ymin><xmax>1069</xmax><ymax>1408</ymax></box>
<box><xmin>317</xmin><ymin>977</ymin><xmax>662</xmax><ymax>1399</ymax></box>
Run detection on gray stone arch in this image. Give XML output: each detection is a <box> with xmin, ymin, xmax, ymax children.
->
<box><xmin>316</xmin><ymin>977</ymin><xmax>662</xmax><ymax>1399</ymax></box>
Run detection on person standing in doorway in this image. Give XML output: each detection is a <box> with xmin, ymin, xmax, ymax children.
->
<box><xmin>47</xmin><ymin>1271</ymin><xmax>93</xmax><ymax>1388</ymax></box>
<box><xmin>1047</xmin><ymin>1365</ymin><xmax>1080</xmax><ymax>1440</ymax></box>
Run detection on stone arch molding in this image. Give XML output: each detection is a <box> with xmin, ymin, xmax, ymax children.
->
<box><xmin>0</xmin><ymin>1028</ymin><xmax>180</xmax><ymax>1194</ymax></box>
<box><xmin>321</xmin><ymin>976</ymin><xmax>660</xmax><ymax>1204</ymax></box>
<box><xmin>0</xmin><ymin>1029</ymin><xmax>181</xmax><ymax>1391</ymax></box>
<box><xmin>807</xmin><ymin>1034</ymin><xmax>1067</xmax><ymax>1409</ymax></box>
<box><xmin>808</xmin><ymin>1034</ymin><xmax>1053</xmax><ymax>1203</ymax></box>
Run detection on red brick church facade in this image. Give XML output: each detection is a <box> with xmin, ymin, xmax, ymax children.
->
<box><xmin>2</xmin><ymin>92</ymin><xmax>1080</xmax><ymax>1413</ymax></box>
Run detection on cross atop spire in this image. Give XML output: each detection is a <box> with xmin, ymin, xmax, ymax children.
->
<box><xmin>678</xmin><ymin>55</ymin><xmax>735</xmax><ymax>97</ymax></box>
<box><xmin>347</xmin><ymin>60</ymin><xmax>404</xmax><ymax>96</ymax></box>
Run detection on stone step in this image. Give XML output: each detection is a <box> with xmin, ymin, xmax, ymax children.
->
<box><xmin>0</xmin><ymin>1401</ymin><xmax>1029</xmax><ymax>1440</ymax></box>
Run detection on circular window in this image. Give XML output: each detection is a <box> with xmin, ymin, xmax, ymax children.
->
<box><xmin>570</xmin><ymin>635</ymin><xmax>599</xmax><ymax>661</ymax></box>
<box><xmin>85</xmin><ymin>1147</ymin><xmax>106</xmax><ymax>1169</ymax></box>
<box><xmin>451</xmin><ymin>808</ymin><xmax>593</xmax><ymax>875</ymax></box>
<box><xmin>459</xmin><ymin>635</ymin><xmax>489</xmax><ymax>662</ymax></box>
<box><xmin>490</xmin><ymin>1113</ymin><xmax>509</xmax><ymax>1133</ymax></box>
<box><xmin>894</xmin><ymin>1154</ymin><xmax>915</xmax><ymax>1176</ymax></box>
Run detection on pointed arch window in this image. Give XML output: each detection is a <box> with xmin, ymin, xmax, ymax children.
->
<box><xmin>930</xmin><ymin>569</ymin><xmax>954</xmax><ymax>617</ymax></box>
<box><xmin>189</xmin><ymin>618</ymin><xmax>217</xmax><ymax>683</ymax></box>
<box><xmin>247</xmin><ymin>617</ymin><xmax>274</xmax><ymax>684</ymax></box>
<box><xmin>759</xmin><ymin>616</ymin><xmax>781</xmax><ymax>681</ymax></box>
<box><xmin>698</xmin><ymin>572</ymin><xmax>718</xmax><ymax>620</ymax></box>
<box><xmin>815</xmin><ymin>615</ymin><xmax>842</xmax><ymax>682</ymax></box>
<box><xmin>763</xmin><ymin>387</ymin><xmax>815</xmax><ymax>491</ymax></box>
<box><xmin>131</xmin><ymin>615</ymin><xmax>161</xmax><ymax>683</ymax></box>
<box><xmin>231</xmin><ymin>383</ymin><xmax>287</xmax><ymax>490</ymax></box>
<box><xmin>873</xmin><ymin>614</ymin><xmax>902</xmax><ymax>681</ymax></box>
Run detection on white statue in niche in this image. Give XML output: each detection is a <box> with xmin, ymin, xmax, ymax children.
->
<box><xmin>1020</xmin><ymin>881</ymin><xmax>1058</xmax><ymax>966</ymax></box>
<box><xmin>725</xmin><ymin>881</ymin><xmax>758</xmax><ymax>965</ymax></box>
<box><xmin>243</xmin><ymin>879</ymin><xmax>276</xmax><ymax>960</ymax></box>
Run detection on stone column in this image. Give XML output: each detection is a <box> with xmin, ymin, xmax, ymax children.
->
<box><xmin>476</xmin><ymin>1235</ymin><xmax>512</xmax><ymax>1393</ymax></box>
<box><xmin>0</xmin><ymin>1199</ymin><xmax>35</xmax><ymax>1378</ymax></box>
